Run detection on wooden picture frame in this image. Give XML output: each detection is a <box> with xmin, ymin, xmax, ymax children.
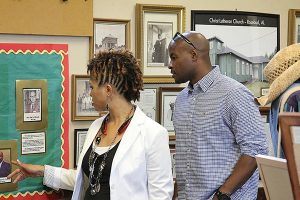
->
<box><xmin>135</xmin><ymin>87</ymin><xmax>158</xmax><ymax>122</ymax></box>
<box><xmin>135</xmin><ymin>4</ymin><xmax>185</xmax><ymax>79</ymax></box>
<box><xmin>159</xmin><ymin>87</ymin><xmax>183</xmax><ymax>137</ymax></box>
<box><xmin>91</xmin><ymin>18</ymin><xmax>130</xmax><ymax>58</ymax></box>
<box><xmin>279</xmin><ymin>112</ymin><xmax>300</xmax><ymax>199</ymax></box>
<box><xmin>71</xmin><ymin>75</ymin><xmax>103</xmax><ymax>121</ymax></box>
<box><xmin>74</xmin><ymin>128</ymin><xmax>88</xmax><ymax>168</ymax></box>
<box><xmin>16</xmin><ymin>80</ymin><xmax>48</xmax><ymax>131</ymax></box>
<box><xmin>191</xmin><ymin>10</ymin><xmax>280</xmax><ymax>98</ymax></box>
<box><xmin>288</xmin><ymin>9</ymin><xmax>300</xmax><ymax>45</ymax></box>
<box><xmin>256</xmin><ymin>154</ymin><xmax>293</xmax><ymax>200</ymax></box>
<box><xmin>0</xmin><ymin>140</ymin><xmax>17</xmax><ymax>193</ymax></box>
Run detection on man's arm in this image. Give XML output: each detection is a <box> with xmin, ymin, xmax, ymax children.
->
<box><xmin>212</xmin><ymin>155</ymin><xmax>257</xmax><ymax>199</ymax></box>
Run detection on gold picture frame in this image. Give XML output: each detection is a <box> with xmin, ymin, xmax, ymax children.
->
<box><xmin>90</xmin><ymin>18</ymin><xmax>130</xmax><ymax>58</ymax></box>
<box><xmin>135</xmin><ymin>4</ymin><xmax>186</xmax><ymax>79</ymax></box>
<box><xmin>71</xmin><ymin>75</ymin><xmax>105</xmax><ymax>121</ymax></box>
<box><xmin>0</xmin><ymin>140</ymin><xmax>17</xmax><ymax>193</ymax></box>
<box><xmin>288</xmin><ymin>9</ymin><xmax>300</xmax><ymax>45</ymax></box>
<box><xmin>16</xmin><ymin>80</ymin><xmax>48</xmax><ymax>131</ymax></box>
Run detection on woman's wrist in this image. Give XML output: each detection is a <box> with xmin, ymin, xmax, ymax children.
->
<box><xmin>37</xmin><ymin>165</ymin><xmax>45</xmax><ymax>177</ymax></box>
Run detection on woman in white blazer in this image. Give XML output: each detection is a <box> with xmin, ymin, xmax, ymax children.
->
<box><xmin>8</xmin><ymin>49</ymin><xmax>174</xmax><ymax>200</ymax></box>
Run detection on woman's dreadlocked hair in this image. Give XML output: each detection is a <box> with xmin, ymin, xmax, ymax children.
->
<box><xmin>87</xmin><ymin>49</ymin><xmax>143</xmax><ymax>102</ymax></box>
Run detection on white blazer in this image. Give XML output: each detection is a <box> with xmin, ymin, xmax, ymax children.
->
<box><xmin>43</xmin><ymin>106</ymin><xmax>174</xmax><ymax>200</ymax></box>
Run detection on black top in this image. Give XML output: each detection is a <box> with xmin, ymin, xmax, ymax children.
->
<box><xmin>82</xmin><ymin>141</ymin><xmax>120</xmax><ymax>200</ymax></box>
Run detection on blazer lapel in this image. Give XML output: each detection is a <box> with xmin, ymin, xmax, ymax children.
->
<box><xmin>111</xmin><ymin>106</ymin><xmax>146</xmax><ymax>171</ymax></box>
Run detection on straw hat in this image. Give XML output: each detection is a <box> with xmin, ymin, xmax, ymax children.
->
<box><xmin>256</xmin><ymin>43</ymin><xmax>300</xmax><ymax>106</ymax></box>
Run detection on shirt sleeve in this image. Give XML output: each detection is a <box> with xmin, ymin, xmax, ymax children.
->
<box><xmin>225</xmin><ymin>86</ymin><xmax>268</xmax><ymax>157</ymax></box>
<box><xmin>43</xmin><ymin>165</ymin><xmax>77</xmax><ymax>191</ymax></box>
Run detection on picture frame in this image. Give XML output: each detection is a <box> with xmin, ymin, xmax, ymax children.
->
<box><xmin>159</xmin><ymin>87</ymin><xmax>183</xmax><ymax>137</ymax></box>
<box><xmin>256</xmin><ymin>154</ymin><xmax>293</xmax><ymax>200</ymax></box>
<box><xmin>0</xmin><ymin>140</ymin><xmax>17</xmax><ymax>192</ymax></box>
<box><xmin>261</xmin><ymin>87</ymin><xmax>270</xmax><ymax>96</ymax></box>
<box><xmin>287</xmin><ymin>9</ymin><xmax>300</xmax><ymax>45</ymax></box>
<box><xmin>135</xmin><ymin>87</ymin><xmax>158</xmax><ymax>122</ymax></box>
<box><xmin>74</xmin><ymin>128</ymin><xmax>88</xmax><ymax>168</ymax></box>
<box><xmin>16</xmin><ymin>80</ymin><xmax>48</xmax><ymax>131</ymax></box>
<box><xmin>191</xmin><ymin>11</ymin><xmax>280</xmax><ymax>98</ymax></box>
<box><xmin>279</xmin><ymin>112</ymin><xmax>300</xmax><ymax>199</ymax></box>
<box><xmin>136</xmin><ymin>4</ymin><xmax>186</xmax><ymax>78</ymax></box>
<box><xmin>91</xmin><ymin>18</ymin><xmax>130</xmax><ymax>58</ymax></box>
<box><xmin>71</xmin><ymin>75</ymin><xmax>104</xmax><ymax>121</ymax></box>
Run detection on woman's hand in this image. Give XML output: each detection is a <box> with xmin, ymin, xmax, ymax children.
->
<box><xmin>7</xmin><ymin>160</ymin><xmax>45</xmax><ymax>183</ymax></box>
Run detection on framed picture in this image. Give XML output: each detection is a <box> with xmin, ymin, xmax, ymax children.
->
<box><xmin>261</xmin><ymin>87</ymin><xmax>270</xmax><ymax>96</ymax></box>
<box><xmin>136</xmin><ymin>4</ymin><xmax>186</xmax><ymax>78</ymax></box>
<box><xmin>71</xmin><ymin>75</ymin><xmax>105</xmax><ymax>121</ymax></box>
<box><xmin>191</xmin><ymin>11</ymin><xmax>280</xmax><ymax>98</ymax></box>
<box><xmin>279</xmin><ymin>113</ymin><xmax>300</xmax><ymax>199</ymax></box>
<box><xmin>16</xmin><ymin>80</ymin><xmax>48</xmax><ymax>131</ymax></box>
<box><xmin>159</xmin><ymin>87</ymin><xmax>183</xmax><ymax>136</ymax></box>
<box><xmin>135</xmin><ymin>88</ymin><xmax>158</xmax><ymax>122</ymax></box>
<box><xmin>170</xmin><ymin>147</ymin><xmax>176</xmax><ymax>179</ymax></box>
<box><xmin>74</xmin><ymin>129</ymin><xmax>88</xmax><ymax>168</ymax></box>
<box><xmin>92</xmin><ymin>18</ymin><xmax>130</xmax><ymax>57</ymax></box>
<box><xmin>0</xmin><ymin>140</ymin><xmax>17</xmax><ymax>192</ymax></box>
<box><xmin>288</xmin><ymin>9</ymin><xmax>300</xmax><ymax>45</ymax></box>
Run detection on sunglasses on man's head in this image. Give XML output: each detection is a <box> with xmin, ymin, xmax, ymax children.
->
<box><xmin>172</xmin><ymin>32</ymin><xmax>201</xmax><ymax>51</ymax></box>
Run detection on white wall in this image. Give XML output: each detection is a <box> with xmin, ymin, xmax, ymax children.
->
<box><xmin>1</xmin><ymin>0</ymin><xmax>300</xmax><ymax>167</ymax></box>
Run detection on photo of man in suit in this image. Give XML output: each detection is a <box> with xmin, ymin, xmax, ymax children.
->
<box><xmin>24</xmin><ymin>90</ymin><xmax>40</xmax><ymax>113</ymax></box>
<box><xmin>0</xmin><ymin>151</ymin><xmax>11</xmax><ymax>178</ymax></box>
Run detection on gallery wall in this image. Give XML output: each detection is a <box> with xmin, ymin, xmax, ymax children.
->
<box><xmin>0</xmin><ymin>0</ymin><xmax>299</xmax><ymax>167</ymax></box>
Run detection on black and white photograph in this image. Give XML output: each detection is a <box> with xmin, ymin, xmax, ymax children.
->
<box><xmin>74</xmin><ymin>76</ymin><xmax>98</xmax><ymax>119</ymax></box>
<box><xmin>135</xmin><ymin>88</ymin><xmax>157</xmax><ymax>121</ymax></box>
<box><xmin>159</xmin><ymin>87</ymin><xmax>183</xmax><ymax>135</ymax></box>
<box><xmin>136</xmin><ymin>4</ymin><xmax>185</xmax><ymax>77</ymax></box>
<box><xmin>192</xmin><ymin>11</ymin><xmax>279</xmax><ymax>98</ymax></box>
<box><xmin>74</xmin><ymin>129</ymin><xmax>88</xmax><ymax>168</ymax></box>
<box><xmin>147</xmin><ymin>22</ymin><xmax>172</xmax><ymax>67</ymax></box>
<box><xmin>23</xmin><ymin>88</ymin><xmax>41</xmax><ymax>122</ymax></box>
<box><xmin>93</xmin><ymin>19</ymin><xmax>130</xmax><ymax>55</ymax></box>
<box><xmin>16</xmin><ymin>80</ymin><xmax>48</xmax><ymax>131</ymax></box>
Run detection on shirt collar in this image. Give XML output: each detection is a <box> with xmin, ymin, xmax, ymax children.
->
<box><xmin>188</xmin><ymin>65</ymin><xmax>221</xmax><ymax>93</ymax></box>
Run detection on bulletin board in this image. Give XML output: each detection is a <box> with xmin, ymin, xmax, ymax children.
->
<box><xmin>0</xmin><ymin>43</ymin><xmax>69</xmax><ymax>199</ymax></box>
<box><xmin>0</xmin><ymin>0</ymin><xmax>93</xmax><ymax>36</ymax></box>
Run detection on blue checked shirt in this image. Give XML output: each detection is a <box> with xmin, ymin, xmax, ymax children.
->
<box><xmin>173</xmin><ymin>66</ymin><xmax>268</xmax><ymax>200</ymax></box>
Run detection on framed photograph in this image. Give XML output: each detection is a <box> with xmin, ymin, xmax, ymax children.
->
<box><xmin>288</xmin><ymin>9</ymin><xmax>300</xmax><ymax>45</ymax></box>
<box><xmin>16</xmin><ymin>80</ymin><xmax>48</xmax><ymax>131</ymax></box>
<box><xmin>92</xmin><ymin>18</ymin><xmax>130</xmax><ymax>57</ymax></box>
<box><xmin>0</xmin><ymin>140</ymin><xmax>17</xmax><ymax>192</ymax></box>
<box><xmin>136</xmin><ymin>88</ymin><xmax>158</xmax><ymax>122</ymax></box>
<box><xmin>20</xmin><ymin>131</ymin><xmax>46</xmax><ymax>155</ymax></box>
<box><xmin>279</xmin><ymin>113</ymin><xmax>300</xmax><ymax>199</ymax></box>
<box><xmin>159</xmin><ymin>87</ymin><xmax>183</xmax><ymax>136</ymax></box>
<box><xmin>136</xmin><ymin>4</ymin><xmax>186</xmax><ymax>78</ymax></box>
<box><xmin>71</xmin><ymin>75</ymin><xmax>105</xmax><ymax>121</ymax></box>
<box><xmin>191</xmin><ymin>11</ymin><xmax>280</xmax><ymax>98</ymax></box>
<box><xmin>74</xmin><ymin>129</ymin><xmax>88</xmax><ymax>168</ymax></box>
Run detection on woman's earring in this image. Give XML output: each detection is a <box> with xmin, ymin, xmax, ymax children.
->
<box><xmin>106</xmin><ymin>103</ymin><xmax>109</xmax><ymax>110</ymax></box>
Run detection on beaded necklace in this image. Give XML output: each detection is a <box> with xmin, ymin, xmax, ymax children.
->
<box><xmin>88</xmin><ymin>105</ymin><xmax>135</xmax><ymax>195</ymax></box>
